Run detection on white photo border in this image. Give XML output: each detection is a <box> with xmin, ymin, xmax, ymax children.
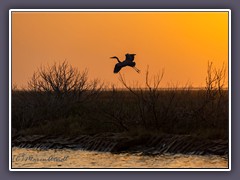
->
<box><xmin>9</xmin><ymin>9</ymin><xmax>231</xmax><ymax>171</ymax></box>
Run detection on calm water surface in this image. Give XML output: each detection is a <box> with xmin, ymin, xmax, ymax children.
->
<box><xmin>12</xmin><ymin>147</ymin><xmax>228</xmax><ymax>169</ymax></box>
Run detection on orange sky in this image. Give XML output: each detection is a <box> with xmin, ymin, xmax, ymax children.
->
<box><xmin>12</xmin><ymin>11</ymin><xmax>229</xmax><ymax>89</ymax></box>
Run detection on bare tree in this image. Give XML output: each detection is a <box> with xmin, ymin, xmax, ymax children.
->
<box><xmin>17</xmin><ymin>60</ymin><xmax>104</xmax><ymax>127</ymax></box>
<box><xmin>205</xmin><ymin>61</ymin><xmax>226</xmax><ymax>100</ymax></box>
<box><xmin>118</xmin><ymin>67</ymin><xmax>165</xmax><ymax>129</ymax></box>
<box><xmin>28</xmin><ymin>60</ymin><xmax>102</xmax><ymax>102</ymax></box>
<box><xmin>29</xmin><ymin>61</ymin><xmax>86</xmax><ymax>92</ymax></box>
<box><xmin>194</xmin><ymin>61</ymin><xmax>227</xmax><ymax>128</ymax></box>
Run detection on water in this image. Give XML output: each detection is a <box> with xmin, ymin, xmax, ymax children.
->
<box><xmin>12</xmin><ymin>147</ymin><xmax>228</xmax><ymax>169</ymax></box>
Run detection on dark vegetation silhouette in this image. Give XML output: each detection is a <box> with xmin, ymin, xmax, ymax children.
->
<box><xmin>12</xmin><ymin>61</ymin><xmax>103</xmax><ymax>130</ymax></box>
<box><xmin>12</xmin><ymin>61</ymin><xmax>228</xmax><ymax>141</ymax></box>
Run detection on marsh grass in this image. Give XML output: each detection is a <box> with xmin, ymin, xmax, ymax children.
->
<box><xmin>12</xmin><ymin>89</ymin><xmax>228</xmax><ymax>139</ymax></box>
<box><xmin>12</xmin><ymin>61</ymin><xmax>228</xmax><ymax>140</ymax></box>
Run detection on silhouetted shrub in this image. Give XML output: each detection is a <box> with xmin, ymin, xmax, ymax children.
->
<box><xmin>12</xmin><ymin>61</ymin><xmax>103</xmax><ymax>129</ymax></box>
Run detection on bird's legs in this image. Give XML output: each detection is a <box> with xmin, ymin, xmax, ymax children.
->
<box><xmin>133</xmin><ymin>66</ymin><xmax>140</xmax><ymax>73</ymax></box>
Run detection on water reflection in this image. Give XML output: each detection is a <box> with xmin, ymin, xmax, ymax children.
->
<box><xmin>12</xmin><ymin>147</ymin><xmax>228</xmax><ymax>169</ymax></box>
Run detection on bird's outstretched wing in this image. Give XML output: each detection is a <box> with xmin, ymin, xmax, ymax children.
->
<box><xmin>125</xmin><ymin>53</ymin><xmax>136</xmax><ymax>61</ymax></box>
<box><xmin>114</xmin><ymin>63</ymin><xmax>122</xmax><ymax>73</ymax></box>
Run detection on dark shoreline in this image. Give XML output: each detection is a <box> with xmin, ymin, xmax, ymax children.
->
<box><xmin>12</xmin><ymin>133</ymin><xmax>228</xmax><ymax>156</ymax></box>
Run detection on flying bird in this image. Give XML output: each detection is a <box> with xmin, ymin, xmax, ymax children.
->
<box><xmin>110</xmin><ymin>53</ymin><xmax>140</xmax><ymax>73</ymax></box>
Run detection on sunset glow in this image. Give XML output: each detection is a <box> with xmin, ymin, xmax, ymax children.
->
<box><xmin>12</xmin><ymin>11</ymin><xmax>229</xmax><ymax>88</ymax></box>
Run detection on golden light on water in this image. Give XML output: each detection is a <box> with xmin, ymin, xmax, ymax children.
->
<box><xmin>12</xmin><ymin>148</ymin><xmax>228</xmax><ymax>168</ymax></box>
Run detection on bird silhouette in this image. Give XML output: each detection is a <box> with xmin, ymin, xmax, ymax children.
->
<box><xmin>110</xmin><ymin>53</ymin><xmax>140</xmax><ymax>73</ymax></box>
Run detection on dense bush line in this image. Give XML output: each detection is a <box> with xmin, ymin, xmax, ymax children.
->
<box><xmin>12</xmin><ymin>61</ymin><xmax>228</xmax><ymax>140</ymax></box>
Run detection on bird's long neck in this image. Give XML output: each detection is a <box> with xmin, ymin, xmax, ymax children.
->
<box><xmin>114</xmin><ymin>57</ymin><xmax>121</xmax><ymax>63</ymax></box>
